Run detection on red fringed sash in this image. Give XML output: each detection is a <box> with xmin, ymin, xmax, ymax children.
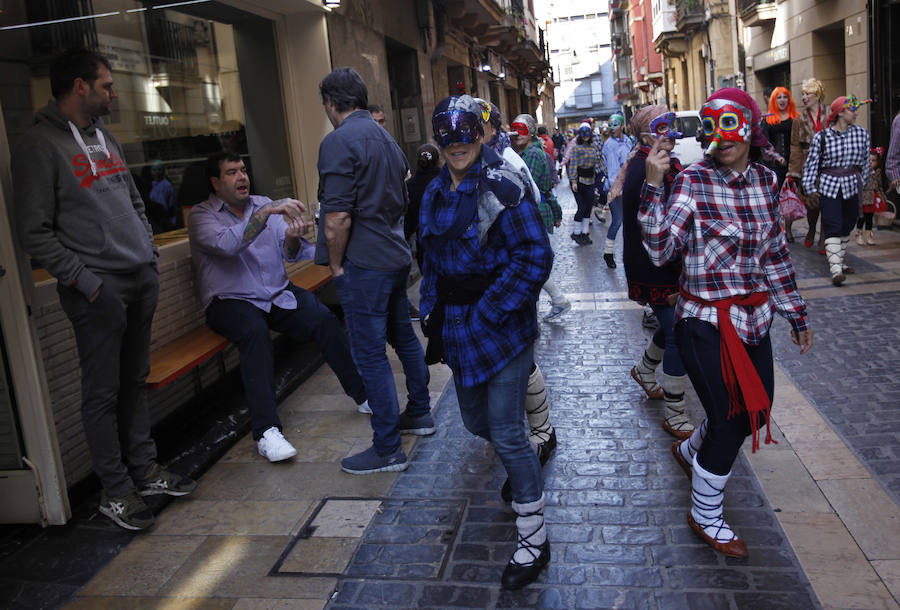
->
<box><xmin>680</xmin><ymin>289</ymin><xmax>776</xmax><ymax>452</ymax></box>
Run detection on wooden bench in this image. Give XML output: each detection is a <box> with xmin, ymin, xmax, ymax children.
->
<box><xmin>145</xmin><ymin>264</ymin><xmax>333</xmax><ymax>389</ymax></box>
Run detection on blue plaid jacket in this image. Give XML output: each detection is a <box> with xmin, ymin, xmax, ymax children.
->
<box><xmin>419</xmin><ymin>146</ymin><xmax>552</xmax><ymax>387</ymax></box>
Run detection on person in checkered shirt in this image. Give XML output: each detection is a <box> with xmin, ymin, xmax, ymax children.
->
<box><xmin>801</xmin><ymin>95</ymin><xmax>872</xmax><ymax>285</ymax></box>
<box><xmin>639</xmin><ymin>88</ymin><xmax>814</xmax><ymax>560</ymax></box>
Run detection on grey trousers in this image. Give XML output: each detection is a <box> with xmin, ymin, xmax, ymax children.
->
<box><xmin>57</xmin><ymin>264</ymin><xmax>159</xmax><ymax>497</ymax></box>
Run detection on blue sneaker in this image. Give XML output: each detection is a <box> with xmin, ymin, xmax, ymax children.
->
<box><xmin>397</xmin><ymin>410</ymin><xmax>436</xmax><ymax>436</ymax></box>
<box><xmin>341</xmin><ymin>445</ymin><xmax>408</xmax><ymax>475</ymax></box>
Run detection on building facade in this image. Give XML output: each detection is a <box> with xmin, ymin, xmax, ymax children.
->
<box><xmin>540</xmin><ymin>0</ymin><xmax>619</xmax><ymax>126</ymax></box>
<box><xmin>656</xmin><ymin>0</ymin><xmax>742</xmax><ymax>113</ymax></box>
<box><xmin>609</xmin><ymin>0</ymin><xmax>666</xmax><ymax>117</ymax></box>
<box><xmin>743</xmin><ymin>0</ymin><xmax>871</xmax><ymax>132</ymax></box>
<box><xmin>0</xmin><ymin>0</ymin><xmax>551</xmax><ymax>525</ymax></box>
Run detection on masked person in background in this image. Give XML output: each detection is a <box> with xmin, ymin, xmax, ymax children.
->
<box><xmin>802</xmin><ymin>95</ymin><xmax>871</xmax><ymax>286</ymax></box>
<box><xmin>567</xmin><ymin>123</ymin><xmax>603</xmax><ymax>244</ymax></box>
<box><xmin>618</xmin><ymin>106</ymin><xmax>696</xmax><ymax>441</ymax></box>
<box><xmin>419</xmin><ymin>95</ymin><xmax>553</xmax><ymax>589</ymax></box>
<box><xmin>639</xmin><ymin>88</ymin><xmax>813</xmax><ymax>558</ymax></box>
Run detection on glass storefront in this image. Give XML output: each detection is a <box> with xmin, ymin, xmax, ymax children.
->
<box><xmin>0</xmin><ymin>0</ymin><xmax>294</xmax><ymax>238</ymax></box>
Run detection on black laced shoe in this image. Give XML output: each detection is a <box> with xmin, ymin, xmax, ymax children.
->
<box><xmin>501</xmin><ymin>538</ymin><xmax>550</xmax><ymax>589</ymax></box>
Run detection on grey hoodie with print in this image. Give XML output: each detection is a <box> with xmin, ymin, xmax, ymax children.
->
<box><xmin>12</xmin><ymin>100</ymin><xmax>157</xmax><ymax>300</ymax></box>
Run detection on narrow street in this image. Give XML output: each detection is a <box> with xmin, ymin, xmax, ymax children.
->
<box><xmin>22</xmin><ymin>181</ymin><xmax>892</xmax><ymax>609</ymax></box>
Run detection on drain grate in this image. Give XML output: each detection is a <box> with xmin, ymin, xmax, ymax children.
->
<box><xmin>271</xmin><ymin>496</ymin><xmax>466</xmax><ymax>580</ymax></box>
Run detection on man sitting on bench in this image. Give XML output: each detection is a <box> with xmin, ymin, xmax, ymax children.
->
<box><xmin>189</xmin><ymin>151</ymin><xmax>369</xmax><ymax>462</ymax></box>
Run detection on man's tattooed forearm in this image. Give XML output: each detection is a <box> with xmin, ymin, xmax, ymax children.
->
<box><xmin>241</xmin><ymin>203</ymin><xmax>274</xmax><ymax>244</ymax></box>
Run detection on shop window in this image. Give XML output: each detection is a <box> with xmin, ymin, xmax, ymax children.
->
<box><xmin>0</xmin><ymin>1</ymin><xmax>293</xmax><ymax>241</ymax></box>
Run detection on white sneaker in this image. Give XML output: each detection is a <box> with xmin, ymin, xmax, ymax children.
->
<box><xmin>357</xmin><ymin>400</ymin><xmax>372</xmax><ymax>414</ymax></box>
<box><xmin>257</xmin><ymin>427</ymin><xmax>297</xmax><ymax>462</ymax></box>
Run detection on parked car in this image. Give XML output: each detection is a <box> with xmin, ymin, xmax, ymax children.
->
<box><xmin>672</xmin><ymin>111</ymin><xmax>704</xmax><ymax>167</ymax></box>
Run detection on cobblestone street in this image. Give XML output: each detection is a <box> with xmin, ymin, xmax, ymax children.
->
<box><xmin>326</xmin><ymin>184</ymin><xmax>828</xmax><ymax>609</ymax></box>
<box><xmin>9</xmin><ymin>181</ymin><xmax>900</xmax><ymax>610</ymax></box>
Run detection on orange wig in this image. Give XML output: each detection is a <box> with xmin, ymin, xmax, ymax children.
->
<box><xmin>766</xmin><ymin>87</ymin><xmax>799</xmax><ymax>124</ymax></box>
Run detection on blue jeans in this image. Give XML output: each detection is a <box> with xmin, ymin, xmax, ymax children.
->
<box><xmin>334</xmin><ymin>261</ymin><xmax>431</xmax><ymax>455</ymax></box>
<box><xmin>820</xmin><ymin>191</ymin><xmax>859</xmax><ymax>238</ymax></box>
<box><xmin>454</xmin><ymin>345</ymin><xmax>542</xmax><ymax>503</ymax></box>
<box><xmin>650</xmin><ymin>304</ymin><xmax>685</xmax><ymax>377</ymax></box>
<box><xmin>207</xmin><ymin>284</ymin><xmax>367</xmax><ymax>440</ymax></box>
<box><xmin>606</xmin><ymin>195</ymin><xmax>623</xmax><ymax>240</ymax></box>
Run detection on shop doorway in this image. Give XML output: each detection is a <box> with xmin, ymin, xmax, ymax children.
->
<box><xmin>386</xmin><ymin>38</ymin><xmax>424</xmax><ymax>163</ymax></box>
<box><xmin>871</xmin><ymin>0</ymin><xmax>900</xmax><ymax>152</ymax></box>
<box><xmin>756</xmin><ymin>63</ymin><xmax>791</xmax><ymax>107</ymax></box>
<box><xmin>812</xmin><ymin>23</ymin><xmax>846</xmax><ymax>109</ymax></box>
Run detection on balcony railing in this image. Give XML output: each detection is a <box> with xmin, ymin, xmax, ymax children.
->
<box><xmin>676</xmin><ymin>0</ymin><xmax>704</xmax><ymax>31</ymax></box>
<box><xmin>739</xmin><ymin>0</ymin><xmax>777</xmax><ymax>26</ymax></box>
<box><xmin>738</xmin><ymin>0</ymin><xmax>774</xmax><ymax>11</ymax></box>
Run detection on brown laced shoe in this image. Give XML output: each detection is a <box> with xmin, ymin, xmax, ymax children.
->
<box><xmin>687</xmin><ymin>513</ymin><xmax>748</xmax><ymax>558</ymax></box>
<box><xmin>671</xmin><ymin>441</ymin><xmax>692</xmax><ymax>480</ymax></box>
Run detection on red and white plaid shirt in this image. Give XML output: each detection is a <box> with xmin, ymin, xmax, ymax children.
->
<box><xmin>638</xmin><ymin>158</ymin><xmax>809</xmax><ymax>345</ymax></box>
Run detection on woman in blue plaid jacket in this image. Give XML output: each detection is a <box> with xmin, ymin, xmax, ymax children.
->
<box><xmin>419</xmin><ymin>95</ymin><xmax>553</xmax><ymax>590</ymax></box>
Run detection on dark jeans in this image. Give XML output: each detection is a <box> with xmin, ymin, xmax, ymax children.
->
<box><xmin>606</xmin><ymin>195</ymin><xmax>623</xmax><ymax>240</ymax></box>
<box><xmin>675</xmin><ymin>318</ymin><xmax>773</xmax><ymax>476</ymax></box>
<box><xmin>207</xmin><ymin>284</ymin><xmax>366</xmax><ymax>440</ymax></box>
<box><xmin>333</xmin><ymin>261</ymin><xmax>430</xmax><ymax>456</ymax></box>
<box><xmin>650</xmin><ymin>304</ymin><xmax>685</xmax><ymax>377</ymax></box>
<box><xmin>573</xmin><ymin>184</ymin><xmax>594</xmax><ymax>222</ymax></box>
<box><xmin>454</xmin><ymin>345</ymin><xmax>542</xmax><ymax>504</ymax></box>
<box><xmin>56</xmin><ymin>264</ymin><xmax>159</xmax><ymax>497</ymax></box>
<box><xmin>820</xmin><ymin>191</ymin><xmax>859</xmax><ymax>238</ymax></box>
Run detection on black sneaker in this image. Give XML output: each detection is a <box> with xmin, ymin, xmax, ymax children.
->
<box><xmin>99</xmin><ymin>490</ymin><xmax>155</xmax><ymax>531</ymax></box>
<box><xmin>341</xmin><ymin>445</ymin><xmax>408</xmax><ymax>475</ymax></box>
<box><xmin>135</xmin><ymin>463</ymin><xmax>197</xmax><ymax>497</ymax></box>
<box><xmin>397</xmin><ymin>410</ymin><xmax>436</xmax><ymax>435</ymax></box>
<box><xmin>408</xmin><ymin>304</ymin><xmax>421</xmax><ymax>321</ymax></box>
<box><xmin>603</xmin><ymin>253</ymin><xmax>616</xmax><ymax>268</ymax></box>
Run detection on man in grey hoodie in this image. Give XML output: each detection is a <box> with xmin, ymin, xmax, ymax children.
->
<box><xmin>12</xmin><ymin>49</ymin><xmax>195</xmax><ymax>531</ymax></box>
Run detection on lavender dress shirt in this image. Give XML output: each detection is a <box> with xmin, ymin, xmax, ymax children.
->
<box><xmin>188</xmin><ymin>194</ymin><xmax>314</xmax><ymax>311</ymax></box>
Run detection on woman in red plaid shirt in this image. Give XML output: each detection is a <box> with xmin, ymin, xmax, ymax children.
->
<box><xmin>639</xmin><ymin>88</ymin><xmax>814</xmax><ymax>559</ymax></box>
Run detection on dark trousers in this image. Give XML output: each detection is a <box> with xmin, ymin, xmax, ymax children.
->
<box><xmin>650</xmin><ymin>304</ymin><xmax>685</xmax><ymax>377</ymax></box>
<box><xmin>675</xmin><ymin>318</ymin><xmax>773</xmax><ymax>476</ymax></box>
<box><xmin>333</xmin><ymin>261</ymin><xmax>431</xmax><ymax>455</ymax></box>
<box><xmin>573</xmin><ymin>185</ymin><xmax>594</xmax><ymax>222</ymax></box>
<box><xmin>856</xmin><ymin>212</ymin><xmax>874</xmax><ymax>230</ymax></box>
<box><xmin>820</xmin><ymin>191</ymin><xmax>859</xmax><ymax>238</ymax></box>
<box><xmin>206</xmin><ymin>284</ymin><xmax>366</xmax><ymax>440</ymax></box>
<box><xmin>57</xmin><ymin>264</ymin><xmax>159</xmax><ymax>497</ymax></box>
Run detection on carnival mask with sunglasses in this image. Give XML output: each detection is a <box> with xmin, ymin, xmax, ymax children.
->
<box><xmin>700</xmin><ymin>98</ymin><xmax>753</xmax><ymax>154</ymax></box>
<box><xmin>432</xmin><ymin>111</ymin><xmax>482</xmax><ymax>148</ymax></box>
<box><xmin>644</xmin><ymin>112</ymin><xmax>683</xmax><ymax>140</ymax></box>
